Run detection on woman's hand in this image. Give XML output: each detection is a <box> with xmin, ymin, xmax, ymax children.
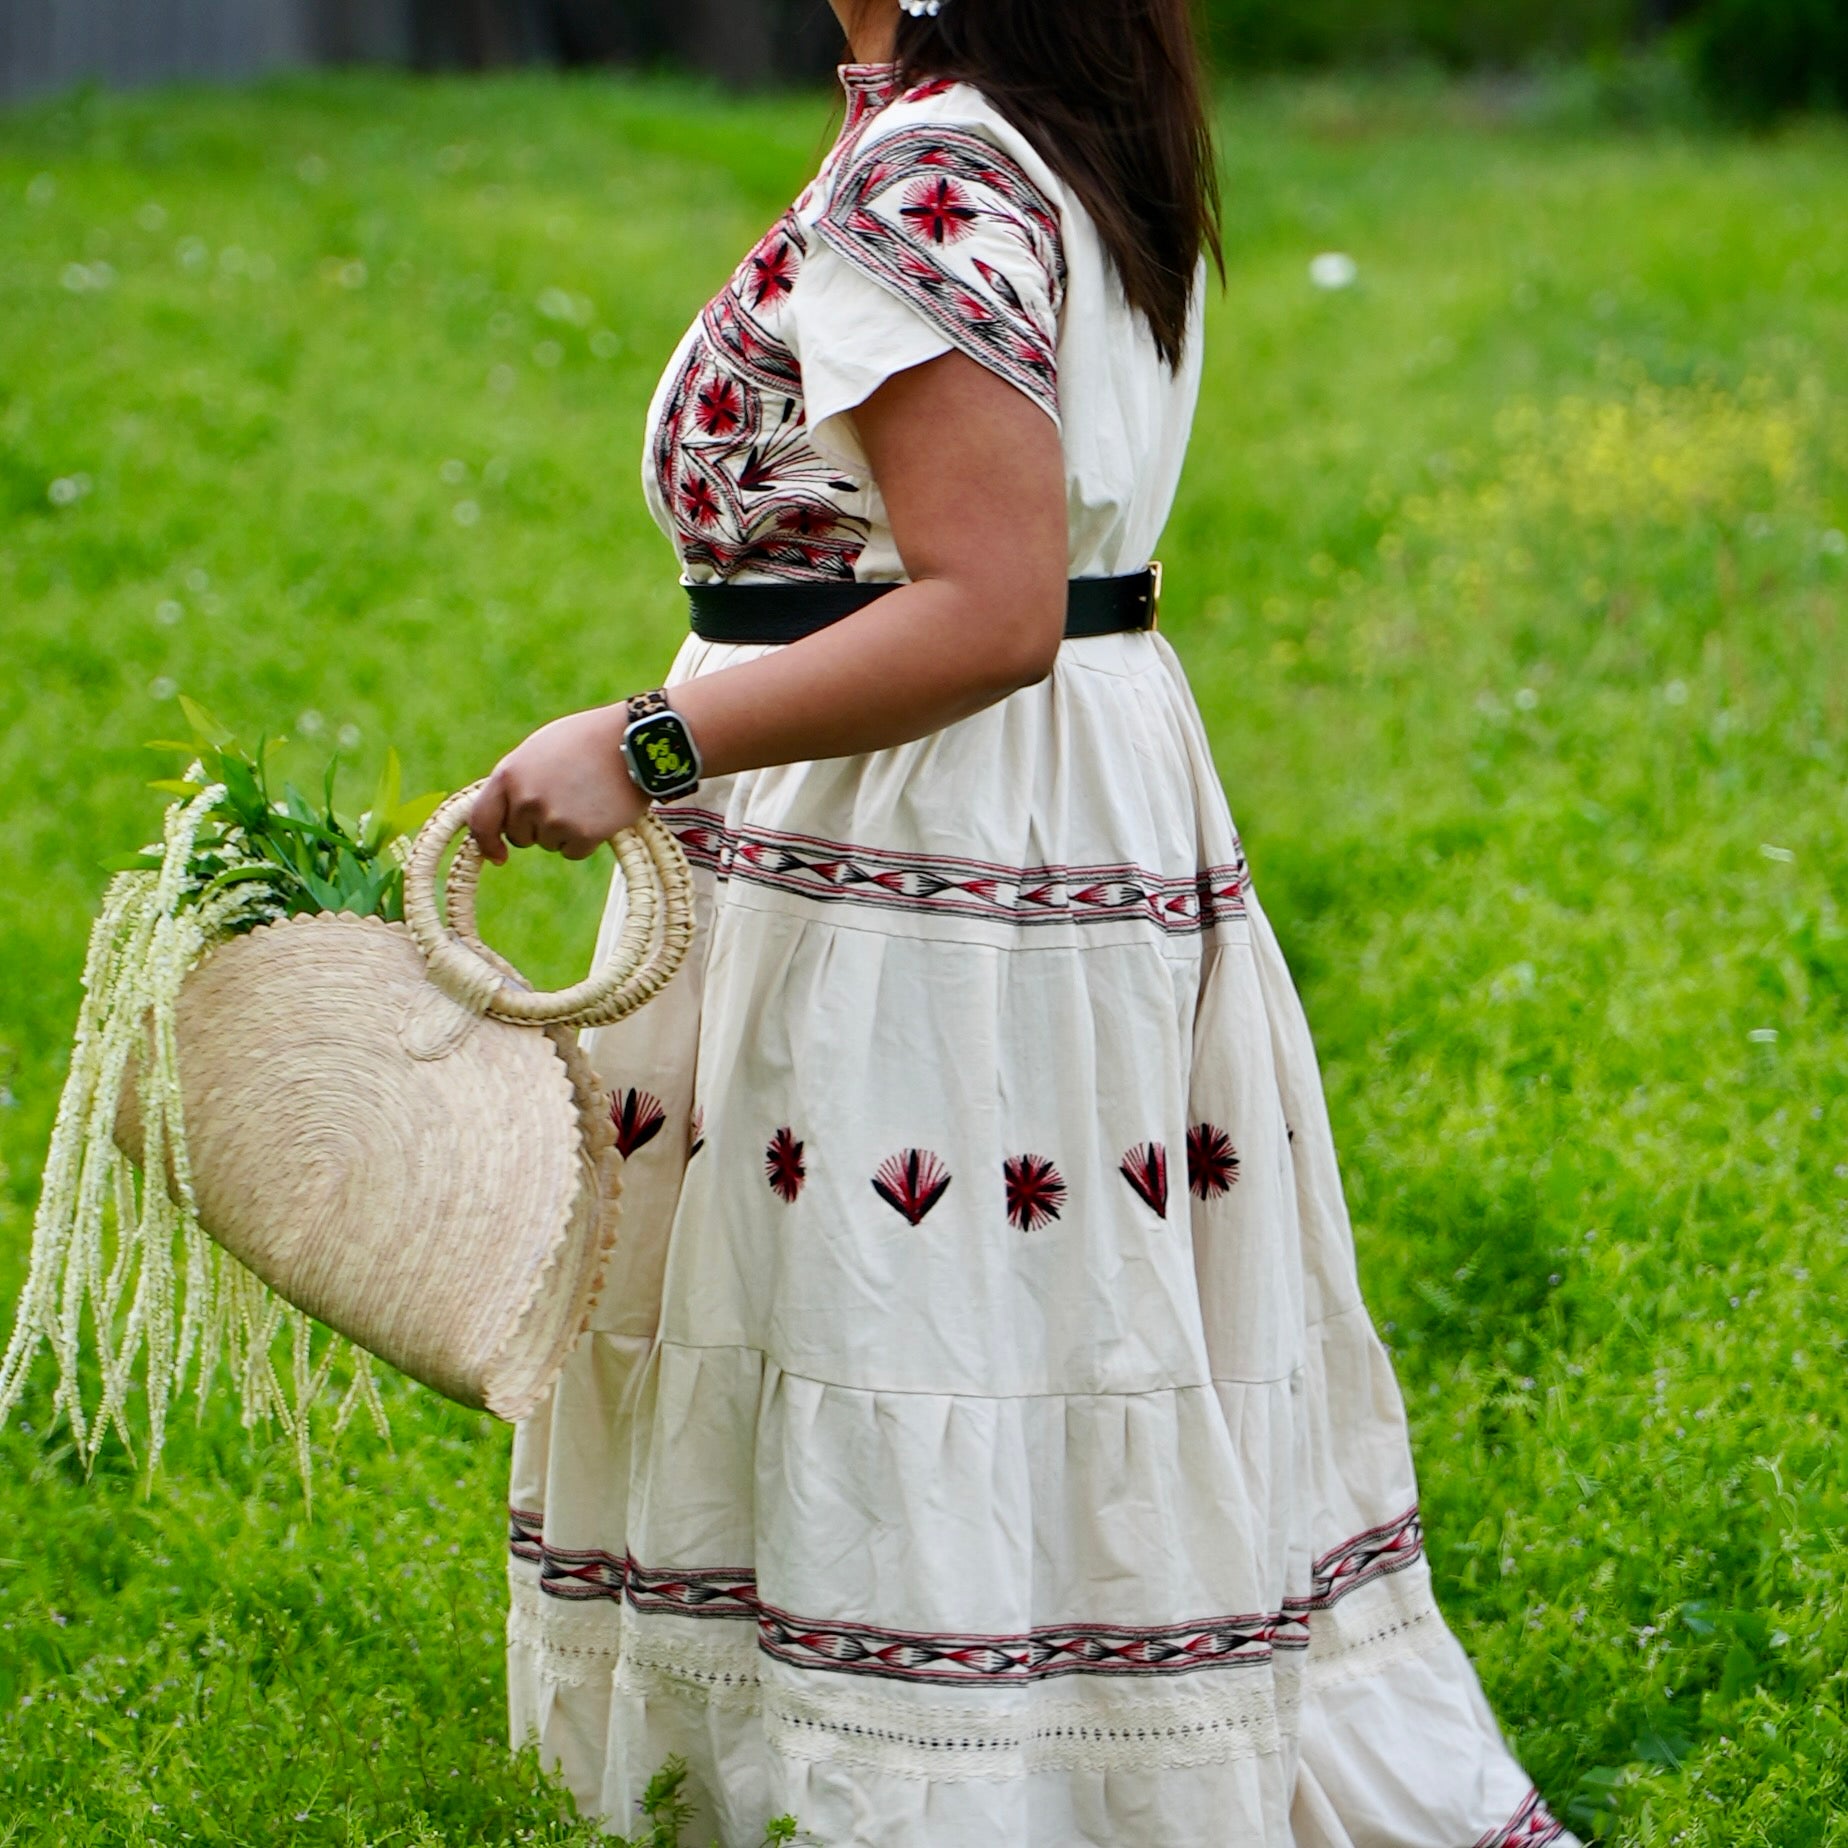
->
<box><xmin>467</xmin><ymin>703</ymin><xmax>650</xmax><ymax>865</ymax></box>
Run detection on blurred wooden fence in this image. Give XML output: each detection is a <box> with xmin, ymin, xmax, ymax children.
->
<box><xmin>0</xmin><ymin>0</ymin><xmax>840</xmax><ymax>103</ymax></box>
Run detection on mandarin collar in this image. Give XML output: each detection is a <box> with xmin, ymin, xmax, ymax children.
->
<box><xmin>838</xmin><ymin>61</ymin><xmax>900</xmax><ymax>135</ymax></box>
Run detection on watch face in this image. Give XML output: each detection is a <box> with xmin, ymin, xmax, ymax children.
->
<box><xmin>628</xmin><ymin>714</ymin><xmax>699</xmax><ymax>792</ymax></box>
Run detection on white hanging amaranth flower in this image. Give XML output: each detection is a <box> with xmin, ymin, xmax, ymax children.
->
<box><xmin>0</xmin><ymin>784</ymin><xmax>385</xmax><ymax>1484</ymax></box>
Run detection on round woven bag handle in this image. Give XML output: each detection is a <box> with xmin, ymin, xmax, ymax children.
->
<box><xmin>404</xmin><ymin>780</ymin><xmax>695</xmax><ymax>1030</ymax></box>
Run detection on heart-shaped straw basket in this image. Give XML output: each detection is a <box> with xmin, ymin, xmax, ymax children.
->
<box><xmin>117</xmin><ymin>782</ymin><xmax>693</xmax><ymax>1422</ymax></box>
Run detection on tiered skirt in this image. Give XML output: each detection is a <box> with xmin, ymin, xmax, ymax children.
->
<box><xmin>506</xmin><ymin>627</ymin><xmax>1571</xmax><ymax>1848</ymax></box>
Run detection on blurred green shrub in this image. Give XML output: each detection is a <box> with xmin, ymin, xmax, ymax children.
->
<box><xmin>1200</xmin><ymin>0</ymin><xmax>1646</xmax><ymax>71</ymax></box>
<box><xmin>1683</xmin><ymin>0</ymin><xmax>1848</xmax><ymax>118</ymax></box>
<box><xmin>1195</xmin><ymin>0</ymin><xmax>1847</xmax><ymax>121</ymax></box>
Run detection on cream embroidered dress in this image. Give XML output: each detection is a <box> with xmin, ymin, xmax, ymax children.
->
<box><xmin>506</xmin><ymin>64</ymin><xmax>1575</xmax><ymax>1848</ymax></box>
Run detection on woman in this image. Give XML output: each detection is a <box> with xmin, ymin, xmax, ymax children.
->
<box><xmin>470</xmin><ymin>1</ymin><xmax>1575</xmax><ymax>1842</ymax></box>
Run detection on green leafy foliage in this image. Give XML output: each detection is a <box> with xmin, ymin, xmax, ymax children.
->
<box><xmin>605</xmin><ymin>1758</ymin><xmax>802</xmax><ymax>1848</ymax></box>
<box><xmin>1683</xmin><ymin>0</ymin><xmax>1848</xmax><ymax>121</ymax></box>
<box><xmin>123</xmin><ymin>696</ymin><xmax>445</xmax><ymax>933</ymax></box>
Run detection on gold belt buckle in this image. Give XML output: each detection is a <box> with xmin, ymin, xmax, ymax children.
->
<box><xmin>1146</xmin><ymin>559</ymin><xmax>1163</xmax><ymax>630</ymax></box>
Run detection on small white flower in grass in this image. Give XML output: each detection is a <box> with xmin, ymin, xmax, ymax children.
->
<box><xmin>452</xmin><ymin>499</ymin><xmax>480</xmax><ymax>527</ymax></box>
<box><xmin>136</xmin><ymin>201</ymin><xmax>166</xmax><ymax>231</ymax></box>
<box><xmin>26</xmin><ymin>173</ymin><xmax>56</xmax><ymax>207</ymax></box>
<box><xmin>1748</xmin><ymin>1028</ymin><xmax>1779</xmax><ymax>1043</ymax></box>
<box><xmin>296</xmin><ymin>708</ymin><xmax>325</xmax><ymax>736</ymax></box>
<box><xmin>533</xmin><ymin>340</ymin><xmax>562</xmax><ymax>369</ymax></box>
<box><xmin>590</xmin><ymin>329</ymin><xmax>622</xmax><ymax>360</ymax></box>
<box><xmin>439</xmin><ymin>458</ymin><xmax>469</xmax><ymax>485</ymax></box>
<box><xmin>149</xmin><ymin>676</ymin><xmax>177</xmax><ymax>701</ymax></box>
<box><xmin>1759</xmin><ymin>843</ymin><xmax>1795</xmax><ymax>862</ymax></box>
<box><xmin>185</xmin><ymin>567</ymin><xmax>209</xmax><ymax>593</ymax></box>
<box><xmin>338</xmin><ymin>260</ymin><xmax>367</xmax><ymax>291</ymax></box>
<box><xmin>176</xmin><ymin>237</ymin><xmax>207</xmax><ymax>271</ymax></box>
<box><xmin>1513</xmin><ymin>686</ymin><xmax>1539</xmax><ymax>711</ymax></box>
<box><xmin>1309</xmin><ymin>251</ymin><xmax>1357</xmax><ymax>290</ymax></box>
<box><xmin>338</xmin><ymin>724</ymin><xmax>362</xmax><ymax>750</ymax></box>
<box><xmin>1822</xmin><ymin>529</ymin><xmax>1847</xmax><ymax>557</ymax></box>
<box><xmin>296</xmin><ymin>154</ymin><xmax>328</xmax><ymax>186</ymax></box>
<box><xmin>1663</xmin><ymin>679</ymin><xmax>1690</xmax><ymax>706</ymax></box>
<box><xmin>155</xmin><ymin>600</ymin><xmax>183</xmax><ymax>626</ymax></box>
<box><xmin>60</xmin><ymin>264</ymin><xmax>92</xmax><ymax>293</ymax></box>
<box><xmin>47</xmin><ymin>474</ymin><xmax>91</xmax><ymax>506</ymax></box>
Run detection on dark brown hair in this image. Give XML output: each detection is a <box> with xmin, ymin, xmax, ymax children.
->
<box><xmin>880</xmin><ymin>0</ymin><xmax>1222</xmax><ymax>368</ymax></box>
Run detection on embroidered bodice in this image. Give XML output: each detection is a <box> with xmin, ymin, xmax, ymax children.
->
<box><xmin>641</xmin><ymin>63</ymin><xmax>1203</xmax><ymax>588</ymax></box>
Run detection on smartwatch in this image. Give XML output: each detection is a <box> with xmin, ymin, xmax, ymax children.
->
<box><xmin>619</xmin><ymin>689</ymin><xmax>703</xmax><ymax>802</ymax></box>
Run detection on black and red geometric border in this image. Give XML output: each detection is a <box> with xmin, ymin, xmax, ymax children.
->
<box><xmin>1290</xmin><ymin>1505</ymin><xmax>1425</xmax><ymax>1614</ymax></box>
<box><xmin>509</xmin><ymin>1502</ymin><xmax>1426</xmax><ymax>1688</ymax></box>
<box><xmin>659</xmin><ymin>806</ymin><xmax>1248</xmax><ymax>936</ymax></box>
<box><xmin>1475</xmin><ymin>1788</ymin><xmax>1569</xmax><ymax>1847</ymax></box>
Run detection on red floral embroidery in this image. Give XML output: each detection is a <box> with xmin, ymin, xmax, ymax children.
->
<box><xmin>779</xmin><ymin>503</ymin><xmax>837</xmax><ymax>538</ymax></box>
<box><xmin>1186</xmin><ymin>1123</ymin><xmax>1239</xmax><ymax>1199</ymax></box>
<box><xmin>694</xmin><ymin>375</ymin><xmax>745</xmax><ymax>437</ymax></box>
<box><xmin>1003</xmin><ymin>1154</ymin><xmax>1066</xmax><ymax>1232</ymax></box>
<box><xmin>650</xmin><ymin>210</ymin><xmax>870</xmax><ymax>583</ymax></box>
<box><xmin>873</xmin><ymin>1149</ymin><xmax>952</xmax><ymax>1226</ymax></box>
<box><xmin>1119</xmin><ymin>1142</ymin><xmax>1169</xmax><ymax>1217</ymax></box>
<box><xmin>688</xmin><ymin>1104</ymin><xmax>706</xmax><ymax>1158</ymax></box>
<box><xmin>765</xmin><ymin>1127</ymin><xmax>807</xmax><ymax>1203</ymax></box>
<box><xmin>746</xmin><ymin>232</ymin><xmax>798</xmax><ymax>308</ymax></box>
<box><xmin>611</xmin><ymin>1089</ymin><xmax>667</xmax><ymax>1158</ymax></box>
<box><xmin>900</xmin><ymin>175</ymin><xmax>978</xmax><ymax>245</ymax></box>
<box><xmin>819</xmin><ymin>125</ymin><xmax>1064</xmax><ymax>419</ymax></box>
<box><xmin>679</xmin><ymin>477</ymin><xmax>721</xmax><ymax>528</ymax></box>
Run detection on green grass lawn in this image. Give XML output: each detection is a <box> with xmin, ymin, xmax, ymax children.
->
<box><xmin>1</xmin><ymin>68</ymin><xmax>1846</xmax><ymax>1846</ymax></box>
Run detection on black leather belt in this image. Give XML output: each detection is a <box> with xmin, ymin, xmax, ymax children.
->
<box><xmin>686</xmin><ymin>565</ymin><xmax>1161</xmax><ymax>646</ymax></box>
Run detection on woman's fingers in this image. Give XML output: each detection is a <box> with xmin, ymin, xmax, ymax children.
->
<box><xmin>504</xmin><ymin>795</ymin><xmax>543</xmax><ymax>850</ymax></box>
<box><xmin>470</xmin><ymin>778</ymin><xmax>596</xmax><ymax>861</ymax></box>
<box><xmin>468</xmin><ymin>773</ymin><xmax>511</xmax><ymax>866</ymax></box>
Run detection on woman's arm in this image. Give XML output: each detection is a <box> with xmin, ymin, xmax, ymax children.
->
<box><xmin>467</xmin><ymin>348</ymin><xmax>1067</xmax><ymax>863</ymax></box>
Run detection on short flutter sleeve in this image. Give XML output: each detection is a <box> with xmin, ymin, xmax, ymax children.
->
<box><xmin>794</xmin><ymin>114</ymin><xmax>1067</xmax><ymax>469</ymax></box>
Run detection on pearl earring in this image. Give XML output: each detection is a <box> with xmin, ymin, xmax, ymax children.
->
<box><xmin>899</xmin><ymin>0</ymin><xmax>945</xmax><ymax>15</ymax></box>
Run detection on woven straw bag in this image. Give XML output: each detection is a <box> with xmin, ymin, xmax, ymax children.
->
<box><xmin>116</xmin><ymin>782</ymin><xmax>693</xmax><ymax>1422</ymax></box>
